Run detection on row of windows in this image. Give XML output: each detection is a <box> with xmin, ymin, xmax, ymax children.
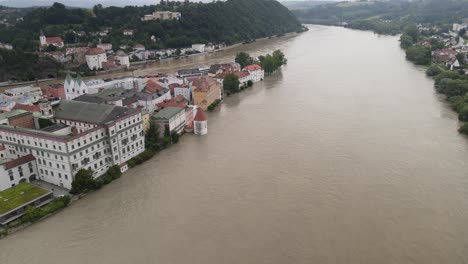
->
<box><xmin>1</xmin><ymin>135</ymin><xmax>64</xmax><ymax>151</ymax></box>
<box><xmin>40</xmin><ymin>168</ymin><xmax>69</xmax><ymax>180</ymax></box>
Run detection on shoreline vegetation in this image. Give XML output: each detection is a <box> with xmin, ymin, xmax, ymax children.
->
<box><xmin>0</xmin><ymin>49</ymin><xmax>288</xmax><ymax>239</ymax></box>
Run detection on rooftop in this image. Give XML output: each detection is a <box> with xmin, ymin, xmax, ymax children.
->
<box><xmin>0</xmin><ymin>109</ymin><xmax>28</xmax><ymax>120</ymax></box>
<box><xmin>154</xmin><ymin>107</ymin><xmax>184</xmax><ymax>120</ymax></box>
<box><xmin>54</xmin><ymin>101</ymin><xmax>137</xmax><ymax>125</ymax></box>
<box><xmin>0</xmin><ymin>183</ymin><xmax>49</xmax><ymax>215</ymax></box>
<box><xmin>3</xmin><ymin>154</ymin><xmax>35</xmax><ymax>170</ymax></box>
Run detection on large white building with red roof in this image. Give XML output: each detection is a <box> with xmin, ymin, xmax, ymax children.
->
<box><xmin>39</xmin><ymin>30</ymin><xmax>64</xmax><ymax>48</ymax></box>
<box><xmin>85</xmin><ymin>48</ymin><xmax>108</xmax><ymax>70</ymax></box>
<box><xmin>0</xmin><ymin>154</ymin><xmax>38</xmax><ymax>191</ymax></box>
<box><xmin>244</xmin><ymin>64</ymin><xmax>264</xmax><ymax>82</ymax></box>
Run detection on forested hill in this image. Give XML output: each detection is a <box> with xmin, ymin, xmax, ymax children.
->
<box><xmin>291</xmin><ymin>0</ymin><xmax>468</xmax><ymax>34</ymax></box>
<box><xmin>0</xmin><ymin>0</ymin><xmax>304</xmax><ymax>51</ymax></box>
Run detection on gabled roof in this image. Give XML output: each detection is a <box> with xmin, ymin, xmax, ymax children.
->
<box><xmin>46</xmin><ymin>37</ymin><xmax>63</xmax><ymax>44</ymax></box>
<box><xmin>144</xmin><ymin>80</ymin><xmax>164</xmax><ymax>93</ymax></box>
<box><xmin>85</xmin><ymin>48</ymin><xmax>106</xmax><ymax>56</ymax></box>
<box><xmin>54</xmin><ymin>101</ymin><xmax>137</xmax><ymax>124</ymax></box>
<box><xmin>244</xmin><ymin>64</ymin><xmax>262</xmax><ymax>71</ymax></box>
<box><xmin>154</xmin><ymin>107</ymin><xmax>184</xmax><ymax>120</ymax></box>
<box><xmin>4</xmin><ymin>154</ymin><xmax>35</xmax><ymax>170</ymax></box>
<box><xmin>12</xmin><ymin>103</ymin><xmax>40</xmax><ymax>112</ymax></box>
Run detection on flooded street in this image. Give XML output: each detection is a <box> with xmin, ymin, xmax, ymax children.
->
<box><xmin>1</xmin><ymin>25</ymin><xmax>468</xmax><ymax>264</ymax></box>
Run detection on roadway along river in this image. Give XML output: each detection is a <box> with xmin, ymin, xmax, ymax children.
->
<box><xmin>2</xmin><ymin>25</ymin><xmax>468</xmax><ymax>264</ymax></box>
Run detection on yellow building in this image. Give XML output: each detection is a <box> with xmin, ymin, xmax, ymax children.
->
<box><xmin>190</xmin><ymin>76</ymin><xmax>221</xmax><ymax>111</ymax></box>
<box><xmin>141</xmin><ymin>109</ymin><xmax>150</xmax><ymax>133</ymax></box>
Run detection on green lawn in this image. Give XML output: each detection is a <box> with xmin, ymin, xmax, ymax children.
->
<box><xmin>0</xmin><ymin>183</ymin><xmax>49</xmax><ymax>215</ymax></box>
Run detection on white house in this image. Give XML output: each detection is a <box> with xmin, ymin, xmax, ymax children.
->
<box><xmin>0</xmin><ymin>153</ymin><xmax>38</xmax><ymax>191</ymax></box>
<box><xmin>115</xmin><ymin>50</ymin><xmax>130</xmax><ymax>68</ymax></box>
<box><xmin>173</xmin><ymin>84</ymin><xmax>191</xmax><ymax>101</ymax></box>
<box><xmin>244</xmin><ymin>64</ymin><xmax>264</xmax><ymax>82</ymax></box>
<box><xmin>123</xmin><ymin>29</ymin><xmax>134</xmax><ymax>36</ymax></box>
<box><xmin>192</xmin><ymin>44</ymin><xmax>206</xmax><ymax>53</ymax></box>
<box><xmin>39</xmin><ymin>30</ymin><xmax>64</xmax><ymax>48</ymax></box>
<box><xmin>85</xmin><ymin>48</ymin><xmax>107</xmax><ymax>70</ymax></box>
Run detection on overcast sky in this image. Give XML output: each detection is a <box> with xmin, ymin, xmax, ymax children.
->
<box><xmin>0</xmin><ymin>0</ymin><xmax>341</xmax><ymax>8</ymax></box>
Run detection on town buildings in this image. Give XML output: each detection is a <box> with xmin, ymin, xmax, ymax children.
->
<box><xmin>85</xmin><ymin>48</ymin><xmax>108</xmax><ymax>70</ymax></box>
<box><xmin>97</xmin><ymin>43</ymin><xmax>113</xmax><ymax>51</ymax></box>
<box><xmin>0</xmin><ymin>100</ymin><xmax>145</xmax><ymax>190</ymax></box>
<box><xmin>115</xmin><ymin>50</ymin><xmax>130</xmax><ymax>68</ymax></box>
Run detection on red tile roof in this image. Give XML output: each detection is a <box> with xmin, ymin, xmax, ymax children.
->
<box><xmin>157</xmin><ymin>95</ymin><xmax>189</xmax><ymax>109</ymax></box>
<box><xmin>46</xmin><ymin>37</ymin><xmax>63</xmax><ymax>44</ymax></box>
<box><xmin>144</xmin><ymin>80</ymin><xmax>164</xmax><ymax>93</ymax></box>
<box><xmin>85</xmin><ymin>48</ymin><xmax>106</xmax><ymax>56</ymax></box>
<box><xmin>4</xmin><ymin>154</ymin><xmax>35</xmax><ymax>170</ymax></box>
<box><xmin>244</xmin><ymin>64</ymin><xmax>262</xmax><ymax>71</ymax></box>
<box><xmin>194</xmin><ymin>109</ymin><xmax>207</xmax><ymax>122</ymax></box>
<box><xmin>13</xmin><ymin>103</ymin><xmax>40</xmax><ymax>112</ymax></box>
<box><xmin>234</xmin><ymin>71</ymin><xmax>250</xmax><ymax>79</ymax></box>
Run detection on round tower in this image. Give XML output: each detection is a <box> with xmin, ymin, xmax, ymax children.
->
<box><xmin>193</xmin><ymin>109</ymin><xmax>208</xmax><ymax>135</ymax></box>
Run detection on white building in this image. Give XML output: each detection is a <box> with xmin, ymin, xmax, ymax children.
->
<box><xmin>85</xmin><ymin>48</ymin><xmax>107</xmax><ymax>70</ymax></box>
<box><xmin>0</xmin><ymin>43</ymin><xmax>13</xmax><ymax>50</ymax></box>
<box><xmin>192</xmin><ymin>44</ymin><xmax>206</xmax><ymax>53</ymax></box>
<box><xmin>39</xmin><ymin>30</ymin><xmax>64</xmax><ymax>48</ymax></box>
<box><xmin>173</xmin><ymin>85</ymin><xmax>191</xmax><ymax>101</ymax></box>
<box><xmin>123</xmin><ymin>29</ymin><xmax>134</xmax><ymax>36</ymax></box>
<box><xmin>64</xmin><ymin>74</ymin><xmax>144</xmax><ymax>100</ymax></box>
<box><xmin>142</xmin><ymin>11</ymin><xmax>181</xmax><ymax>21</ymax></box>
<box><xmin>4</xmin><ymin>86</ymin><xmax>43</xmax><ymax>103</ymax></box>
<box><xmin>0</xmin><ymin>101</ymin><xmax>145</xmax><ymax>190</ymax></box>
<box><xmin>244</xmin><ymin>64</ymin><xmax>264</xmax><ymax>82</ymax></box>
<box><xmin>115</xmin><ymin>50</ymin><xmax>130</xmax><ymax>68</ymax></box>
<box><xmin>122</xmin><ymin>89</ymin><xmax>171</xmax><ymax>114</ymax></box>
<box><xmin>0</xmin><ymin>153</ymin><xmax>38</xmax><ymax>191</ymax></box>
<box><xmin>154</xmin><ymin>107</ymin><xmax>186</xmax><ymax>136</ymax></box>
<box><xmin>97</xmin><ymin>43</ymin><xmax>113</xmax><ymax>51</ymax></box>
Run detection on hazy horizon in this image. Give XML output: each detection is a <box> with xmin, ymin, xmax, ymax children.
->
<box><xmin>0</xmin><ymin>0</ymin><xmax>343</xmax><ymax>8</ymax></box>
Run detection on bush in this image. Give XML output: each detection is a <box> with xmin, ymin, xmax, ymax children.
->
<box><xmin>426</xmin><ymin>65</ymin><xmax>443</xmax><ymax>77</ymax></box>
<box><xmin>247</xmin><ymin>80</ymin><xmax>253</xmax><ymax>87</ymax></box>
<box><xmin>459</xmin><ymin>123</ymin><xmax>468</xmax><ymax>135</ymax></box>
<box><xmin>171</xmin><ymin>133</ymin><xmax>180</xmax><ymax>144</ymax></box>
<box><xmin>0</xmin><ymin>229</ymin><xmax>7</xmax><ymax>237</ymax></box>
<box><xmin>70</xmin><ymin>169</ymin><xmax>96</xmax><ymax>194</ymax></box>
<box><xmin>107</xmin><ymin>165</ymin><xmax>122</xmax><ymax>180</ymax></box>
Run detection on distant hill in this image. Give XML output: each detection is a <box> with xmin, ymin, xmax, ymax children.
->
<box><xmin>0</xmin><ymin>0</ymin><xmax>304</xmax><ymax>51</ymax></box>
<box><xmin>292</xmin><ymin>0</ymin><xmax>468</xmax><ymax>34</ymax></box>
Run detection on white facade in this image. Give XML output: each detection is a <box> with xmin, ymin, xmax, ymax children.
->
<box><xmin>97</xmin><ymin>43</ymin><xmax>113</xmax><ymax>51</ymax></box>
<box><xmin>192</xmin><ymin>44</ymin><xmax>206</xmax><ymax>53</ymax></box>
<box><xmin>0</xmin><ymin>154</ymin><xmax>38</xmax><ymax>191</ymax></box>
<box><xmin>86</xmin><ymin>52</ymin><xmax>107</xmax><ymax>70</ymax></box>
<box><xmin>194</xmin><ymin>119</ymin><xmax>207</xmax><ymax>136</ymax></box>
<box><xmin>174</xmin><ymin>86</ymin><xmax>191</xmax><ymax>101</ymax></box>
<box><xmin>154</xmin><ymin>107</ymin><xmax>186</xmax><ymax>136</ymax></box>
<box><xmin>116</xmin><ymin>54</ymin><xmax>130</xmax><ymax>68</ymax></box>
<box><xmin>64</xmin><ymin>74</ymin><xmax>144</xmax><ymax>100</ymax></box>
<box><xmin>142</xmin><ymin>11</ymin><xmax>181</xmax><ymax>21</ymax></box>
<box><xmin>0</xmin><ymin>103</ymin><xmax>145</xmax><ymax>190</ymax></box>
